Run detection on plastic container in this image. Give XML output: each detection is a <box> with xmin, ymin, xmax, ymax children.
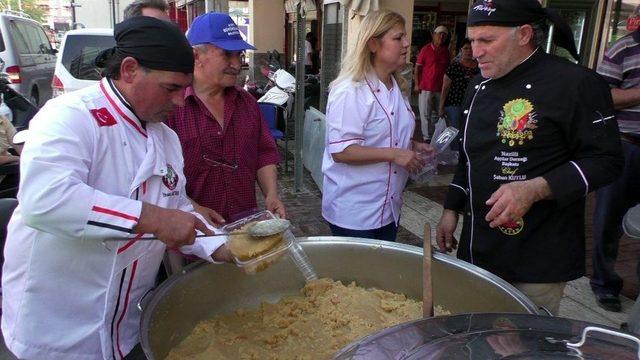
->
<box><xmin>288</xmin><ymin>241</ymin><xmax>318</xmax><ymax>281</ymax></box>
<box><xmin>410</xmin><ymin>126</ymin><xmax>459</xmax><ymax>184</ymax></box>
<box><xmin>223</xmin><ymin>210</ymin><xmax>293</xmax><ymax>274</ymax></box>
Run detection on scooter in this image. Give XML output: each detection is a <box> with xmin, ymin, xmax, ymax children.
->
<box><xmin>0</xmin><ymin>57</ymin><xmax>38</xmax><ymax>198</ymax></box>
<box><xmin>244</xmin><ymin>50</ymin><xmax>284</xmax><ymax>100</ymax></box>
<box><xmin>0</xmin><ymin>58</ymin><xmax>38</xmax><ymax>131</ymax></box>
<box><xmin>256</xmin><ymin>67</ymin><xmax>296</xmax><ymax>172</ymax></box>
<box><xmin>257</xmin><ymin>68</ymin><xmax>296</xmax><ymax>106</ymax></box>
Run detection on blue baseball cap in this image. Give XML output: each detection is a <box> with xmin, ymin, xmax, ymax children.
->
<box><xmin>187</xmin><ymin>12</ymin><xmax>256</xmax><ymax>51</ymax></box>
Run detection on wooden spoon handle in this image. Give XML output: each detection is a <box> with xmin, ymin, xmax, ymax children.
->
<box><xmin>423</xmin><ymin>223</ymin><xmax>434</xmax><ymax>317</ymax></box>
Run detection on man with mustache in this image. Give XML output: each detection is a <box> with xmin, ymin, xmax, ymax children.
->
<box><xmin>436</xmin><ymin>0</ymin><xmax>623</xmax><ymax>315</ymax></box>
<box><xmin>2</xmin><ymin>17</ymin><xmax>231</xmax><ymax>359</ymax></box>
<box><xmin>167</xmin><ymin>13</ymin><xmax>285</xmax><ymax>231</ymax></box>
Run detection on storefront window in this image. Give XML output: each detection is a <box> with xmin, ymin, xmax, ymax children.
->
<box><xmin>546</xmin><ymin>0</ymin><xmax>599</xmax><ymax>65</ymax></box>
<box><xmin>606</xmin><ymin>0</ymin><xmax>640</xmax><ymax>47</ymax></box>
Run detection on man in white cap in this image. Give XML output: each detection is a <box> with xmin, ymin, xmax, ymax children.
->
<box><xmin>414</xmin><ymin>25</ymin><xmax>450</xmax><ymax>141</ymax></box>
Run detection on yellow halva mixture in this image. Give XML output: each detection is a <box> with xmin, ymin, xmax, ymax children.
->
<box><xmin>166</xmin><ymin>278</ymin><xmax>444</xmax><ymax>360</ymax></box>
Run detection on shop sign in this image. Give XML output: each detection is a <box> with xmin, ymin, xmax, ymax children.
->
<box><xmin>628</xmin><ymin>6</ymin><xmax>640</xmax><ymax>31</ymax></box>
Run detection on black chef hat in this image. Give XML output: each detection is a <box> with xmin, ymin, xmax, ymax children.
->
<box><xmin>468</xmin><ymin>0</ymin><xmax>579</xmax><ymax>61</ymax></box>
<box><xmin>94</xmin><ymin>16</ymin><xmax>194</xmax><ymax>74</ymax></box>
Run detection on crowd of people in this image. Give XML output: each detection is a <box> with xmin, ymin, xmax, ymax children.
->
<box><xmin>0</xmin><ymin>0</ymin><xmax>638</xmax><ymax>358</ymax></box>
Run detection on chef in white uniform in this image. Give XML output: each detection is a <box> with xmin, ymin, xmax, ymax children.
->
<box><xmin>2</xmin><ymin>17</ymin><xmax>230</xmax><ymax>359</ymax></box>
<box><xmin>322</xmin><ymin>10</ymin><xmax>433</xmax><ymax>241</ymax></box>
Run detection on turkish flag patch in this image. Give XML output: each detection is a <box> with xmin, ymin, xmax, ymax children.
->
<box><xmin>90</xmin><ymin>108</ymin><xmax>117</xmax><ymax>127</ymax></box>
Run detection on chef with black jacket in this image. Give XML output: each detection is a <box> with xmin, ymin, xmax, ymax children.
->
<box><xmin>436</xmin><ymin>0</ymin><xmax>624</xmax><ymax>315</ymax></box>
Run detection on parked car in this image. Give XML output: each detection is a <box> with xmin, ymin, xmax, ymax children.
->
<box><xmin>52</xmin><ymin>28</ymin><xmax>114</xmax><ymax>97</ymax></box>
<box><xmin>0</xmin><ymin>11</ymin><xmax>57</xmax><ymax>107</ymax></box>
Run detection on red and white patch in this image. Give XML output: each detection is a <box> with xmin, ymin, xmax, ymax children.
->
<box><xmin>162</xmin><ymin>164</ymin><xmax>179</xmax><ymax>191</ymax></box>
<box><xmin>90</xmin><ymin>108</ymin><xmax>117</xmax><ymax>127</ymax></box>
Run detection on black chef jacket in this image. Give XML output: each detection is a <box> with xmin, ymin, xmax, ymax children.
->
<box><xmin>444</xmin><ymin>48</ymin><xmax>623</xmax><ymax>283</ymax></box>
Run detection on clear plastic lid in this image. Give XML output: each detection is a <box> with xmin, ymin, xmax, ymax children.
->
<box><xmin>222</xmin><ymin>210</ymin><xmax>293</xmax><ymax>274</ymax></box>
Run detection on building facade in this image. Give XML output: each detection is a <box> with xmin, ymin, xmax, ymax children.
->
<box><xmin>156</xmin><ymin>0</ymin><xmax>640</xmax><ymax>111</ymax></box>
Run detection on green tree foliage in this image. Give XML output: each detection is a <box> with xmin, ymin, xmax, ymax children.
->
<box><xmin>1</xmin><ymin>0</ymin><xmax>46</xmax><ymax>23</ymax></box>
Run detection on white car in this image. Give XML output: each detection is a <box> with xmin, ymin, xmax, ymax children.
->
<box><xmin>52</xmin><ymin>28</ymin><xmax>114</xmax><ymax>97</ymax></box>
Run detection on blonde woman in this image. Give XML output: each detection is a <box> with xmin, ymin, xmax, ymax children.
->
<box><xmin>322</xmin><ymin>10</ymin><xmax>433</xmax><ymax>241</ymax></box>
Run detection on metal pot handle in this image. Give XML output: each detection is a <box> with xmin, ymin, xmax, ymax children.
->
<box><xmin>137</xmin><ymin>288</ymin><xmax>154</xmax><ymax>312</ymax></box>
<box><xmin>566</xmin><ymin>326</ymin><xmax>640</xmax><ymax>358</ymax></box>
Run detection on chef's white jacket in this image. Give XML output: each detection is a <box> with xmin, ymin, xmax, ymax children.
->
<box><xmin>322</xmin><ymin>75</ymin><xmax>415</xmax><ymax>230</ymax></box>
<box><xmin>1</xmin><ymin>79</ymin><xmax>226</xmax><ymax>359</ymax></box>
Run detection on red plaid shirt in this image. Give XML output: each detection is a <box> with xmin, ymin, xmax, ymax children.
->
<box><xmin>166</xmin><ymin>86</ymin><xmax>280</xmax><ymax>221</ymax></box>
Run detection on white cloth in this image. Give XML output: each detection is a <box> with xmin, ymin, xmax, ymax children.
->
<box><xmin>340</xmin><ymin>0</ymin><xmax>379</xmax><ymax>16</ymax></box>
<box><xmin>305</xmin><ymin>39</ymin><xmax>313</xmax><ymax>66</ymax></box>
<box><xmin>418</xmin><ymin>90</ymin><xmax>440</xmax><ymax>140</ymax></box>
<box><xmin>1</xmin><ymin>78</ymin><xmax>226</xmax><ymax>360</ymax></box>
<box><xmin>322</xmin><ymin>75</ymin><xmax>415</xmax><ymax>230</ymax></box>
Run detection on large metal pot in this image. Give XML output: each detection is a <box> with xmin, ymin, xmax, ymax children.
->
<box><xmin>335</xmin><ymin>313</ymin><xmax>640</xmax><ymax>359</ymax></box>
<box><xmin>140</xmin><ymin>237</ymin><xmax>542</xmax><ymax>359</ymax></box>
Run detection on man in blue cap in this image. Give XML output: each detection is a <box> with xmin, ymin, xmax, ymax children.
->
<box><xmin>167</xmin><ymin>13</ymin><xmax>285</xmax><ymax>228</ymax></box>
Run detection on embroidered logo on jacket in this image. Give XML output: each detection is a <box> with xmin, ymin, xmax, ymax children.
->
<box><xmin>498</xmin><ymin>217</ymin><xmax>524</xmax><ymax>236</ymax></box>
<box><xmin>162</xmin><ymin>164</ymin><xmax>179</xmax><ymax>191</ymax></box>
<box><xmin>497</xmin><ymin>98</ymin><xmax>538</xmax><ymax>147</ymax></box>
<box><xmin>90</xmin><ymin>108</ymin><xmax>117</xmax><ymax>127</ymax></box>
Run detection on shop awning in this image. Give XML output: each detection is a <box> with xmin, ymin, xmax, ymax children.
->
<box><xmin>284</xmin><ymin>0</ymin><xmax>317</xmax><ymax>14</ymax></box>
<box><xmin>340</xmin><ymin>0</ymin><xmax>379</xmax><ymax>16</ymax></box>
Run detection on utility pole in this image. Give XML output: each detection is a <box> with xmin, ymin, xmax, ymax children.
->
<box><xmin>111</xmin><ymin>0</ymin><xmax>116</xmax><ymax>28</ymax></box>
<box><xmin>70</xmin><ymin>0</ymin><xmax>76</xmax><ymax>26</ymax></box>
<box><xmin>294</xmin><ymin>0</ymin><xmax>306</xmax><ymax>192</ymax></box>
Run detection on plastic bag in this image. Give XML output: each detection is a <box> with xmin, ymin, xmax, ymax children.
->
<box><xmin>432</xmin><ymin>117</ymin><xmax>458</xmax><ymax>165</ymax></box>
<box><xmin>410</xmin><ymin>126</ymin><xmax>459</xmax><ymax>184</ymax></box>
<box><xmin>431</xmin><ymin>117</ymin><xmax>447</xmax><ymax>144</ymax></box>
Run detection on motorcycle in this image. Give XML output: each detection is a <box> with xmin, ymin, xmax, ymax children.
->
<box><xmin>245</xmin><ymin>50</ymin><xmax>284</xmax><ymax>100</ymax></box>
<box><xmin>256</xmin><ymin>65</ymin><xmax>296</xmax><ymax>172</ymax></box>
<box><xmin>257</xmin><ymin>68</ymin><xmax>296</xmax><ymax>107</ymax></box>
<box><xmin>0</xmin><ymin>58</ymin><xmax>38</xmax><ymax>131</ymax></box>
<box><xmin>0</xmin><ymin>57</ymin><xmax>37</xmax><ymax>198</ymax></box>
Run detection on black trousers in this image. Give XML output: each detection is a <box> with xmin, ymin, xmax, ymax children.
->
<box><xmin>590</xmin><ymin>140</ymin><xmax>640</xmax><ymax>296</ymax></box>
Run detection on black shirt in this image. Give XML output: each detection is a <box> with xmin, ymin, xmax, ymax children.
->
<box><xmin>444</xmin><ymin>60</ymin><xmax>480</xmax><ymax>107</ymax></box>
<box><xmin>444</xmin><ymin>49</ymin><xmax>623</xmax><ymax>283</ymax></box>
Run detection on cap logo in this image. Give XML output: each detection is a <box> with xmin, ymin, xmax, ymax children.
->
<box><xmin>223</xmin><ymin>23</ymin><xmax>240</xmax><ymax>37</ymax></box>
<box><xmin>474</xmin><ymin>0</ymin><xmax>496</xmax><ymax>16</ymax></box>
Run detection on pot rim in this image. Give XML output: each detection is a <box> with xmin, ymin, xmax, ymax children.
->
<box><xmin>139</xmin><ymin>237</ymin><xmax>543</xmax><ymax>358</ymax></box>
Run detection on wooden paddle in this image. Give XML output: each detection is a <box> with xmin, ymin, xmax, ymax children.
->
<box><xmin>423</xmin><ymin>223</ymin><xmax>434</xmax><ymax>317</ymax></box>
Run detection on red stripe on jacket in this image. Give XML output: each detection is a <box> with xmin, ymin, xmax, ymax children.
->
<box><xmin>99</xmin><ymin>81</ymin><xmax>147</xmax><ymax>138</ymax></box>
<box><xmin>115</xmin><ymin>259</ymin><xmax>139</xmax><ymax>359</ymax></box>
<box><xmin>92</xmin><ymin>206</ymin><xmax>139</xmax><ymax>222</ymax></box>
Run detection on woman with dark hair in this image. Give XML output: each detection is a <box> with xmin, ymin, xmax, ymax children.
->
<box><xmin>438</xmin><ymin>39</ymin><xmax>479</xmax><ymax>150</ymax></box>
